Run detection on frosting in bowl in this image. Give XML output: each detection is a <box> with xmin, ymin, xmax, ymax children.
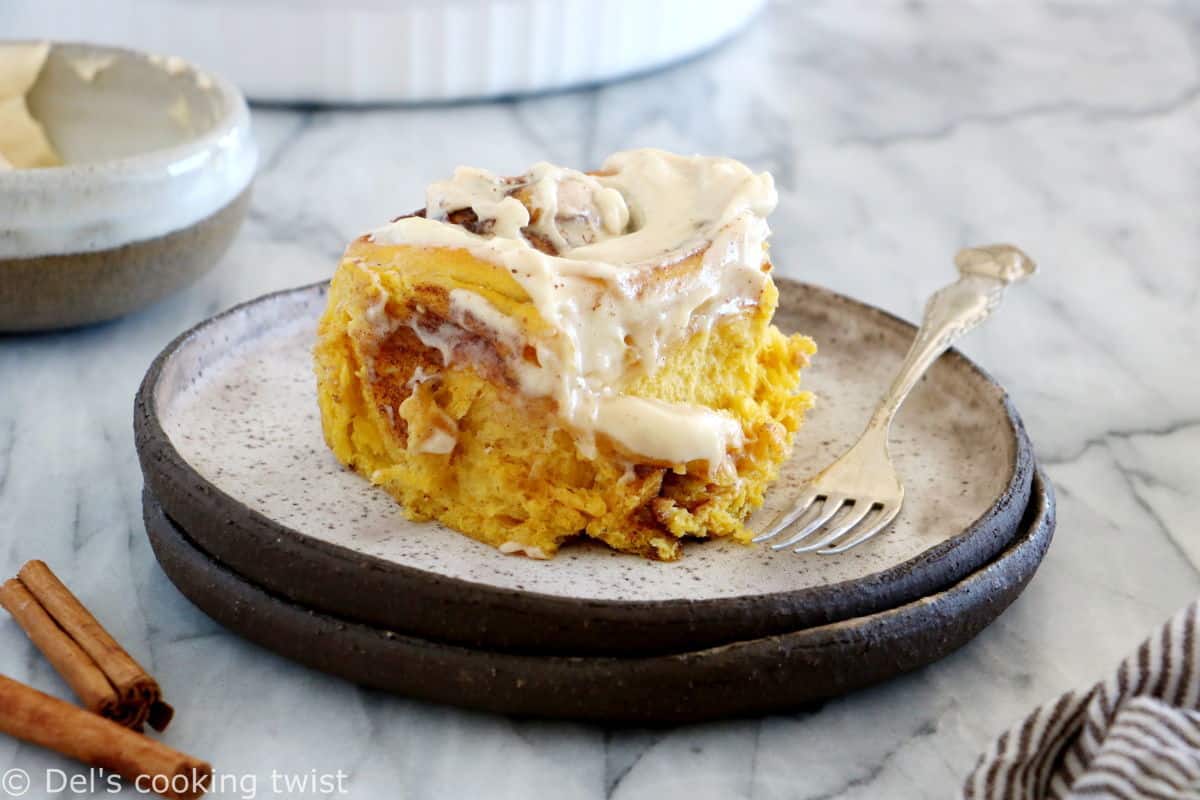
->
<box><xmin>0</xmin><ymin>42</ymin><xmax>61</xmax><ymax>169</ymax></box>
<box><xmin>0</xmin><ymin>42</ymin><xmax>256</xmax><ymax>260</ymax></box>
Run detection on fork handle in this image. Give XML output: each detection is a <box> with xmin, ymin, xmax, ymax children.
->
<box><xmin>867</xmin><ymin>244</ymin><xmax>1036</xmax><ymax>431</ymax></box>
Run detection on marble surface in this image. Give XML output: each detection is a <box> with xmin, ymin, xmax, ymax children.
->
<box><xmin>2</xmin><ymin>1</ymin><xmax>1199</xmax><ymax>797</ymax></box>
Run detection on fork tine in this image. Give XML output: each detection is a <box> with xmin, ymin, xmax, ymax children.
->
<box><xmin>769</xmin><ymin>495</ymin><xmax>847</xmax><ymax>550</ymax></box>
<box><xmin>791</xmin><ymin>501</ymin><xmax>875</xmax><ymax>553</ymax></box>
<box><xmin>752</xmin><ymin>488</ymin><xmax>819</xmax><ymax>543</ymax></box>
<box><xmin>816</xmin><ymin>502</ymin><xmax>902</xmax><ymax>555</ymax></box>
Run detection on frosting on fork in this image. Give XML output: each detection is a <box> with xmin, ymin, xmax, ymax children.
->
<box><xmin>368</xmin><ymin>148</ymin><xmax>779</xmax><ymax>470</ymax></box>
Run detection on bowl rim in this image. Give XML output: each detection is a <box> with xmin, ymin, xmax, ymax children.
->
<box><xmin>0</xmin><ymin>38</ymin><xmax>250</xmax><ymax>186</ymax></box>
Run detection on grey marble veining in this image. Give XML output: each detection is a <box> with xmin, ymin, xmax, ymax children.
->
<box><xmin>2</xmin><ymin>1</ymin><xmax>1200</xmax><ymax>797</ymax></box>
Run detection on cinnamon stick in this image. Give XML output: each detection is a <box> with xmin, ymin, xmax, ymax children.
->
<box><xmin>0</xmin><ymin>579</ymin><xmax>123</xmax><ymax>721</ymax></box>
<box><xmin>148</xmin><ymin>699</ymin><xmax>176</xmax><ymax>732</ymax></box>
<box><xmin>14</xmin><ymin>560</ymin><xmax>163</xmax><ymax>729</ymax></box>
<box><xmin>0</xmin><ymin>673</ymin><xmax>210</xmax><ymax>800</ymax></box>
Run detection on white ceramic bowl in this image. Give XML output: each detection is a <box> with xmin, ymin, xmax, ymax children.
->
<box><xmin>0</xmin><ymin>41</ymin><xmax>257</xmax><ymax>331</ymax></box>
<box><xmin>4</xmin><ymin>0</ymin><xmax>766</xmax><ymax>104</ymax></box>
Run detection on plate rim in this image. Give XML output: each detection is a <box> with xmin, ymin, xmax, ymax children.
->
<box><xmin>134</xmin><ymin>278</ymin><xmax>1035</xmax><ymax>655</ymax></box>
<box><xmin>141</xmin><ymin>468</ymin><xmax>1054</xmax><ymax>723</ymax></box>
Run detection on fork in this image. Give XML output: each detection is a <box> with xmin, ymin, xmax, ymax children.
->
<box><xmin>754</xmin><ymin>244</ymin><xmax>1036</xmax><ymax>555</ymax></box>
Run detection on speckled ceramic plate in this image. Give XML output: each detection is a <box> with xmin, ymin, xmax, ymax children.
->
<box><xmin>142</xmin><ymin>468</ymin><xmax>1054</xmax><ymax>722</ymax></box>
<box><xmin>135</xmin><ymin>279</ymin><xmax>1035</xmax><ymax>655</ymax></box>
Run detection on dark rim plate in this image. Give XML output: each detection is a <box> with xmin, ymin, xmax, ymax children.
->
<box><xmin>142</xmin><ymin>468</ymin><xmax>1054</xmax><ymax>723</ymax></box>
<box><xmin>134</xmin><ymin>279</ymin><xmax>1034</xmax><ymax>656</ymax></box>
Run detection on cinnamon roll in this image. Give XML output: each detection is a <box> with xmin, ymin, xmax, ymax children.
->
<box><xmin>314</xmin><ymin>149</ymin><xmax>816</xmax><ymax>560</ymax></box>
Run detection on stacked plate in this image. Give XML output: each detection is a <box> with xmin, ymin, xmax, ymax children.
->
<box><xmin>134</xmin><ymin>279</ymin><xmax>1054</xmax><ymax>723</ymax></box>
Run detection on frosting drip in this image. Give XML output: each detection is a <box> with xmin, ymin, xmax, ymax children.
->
<box><xmin>369</xmin><ymin>148</ymin><xmax>779</xmax><ymax>469</ymax></box>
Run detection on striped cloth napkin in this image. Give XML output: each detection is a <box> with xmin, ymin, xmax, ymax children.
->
<box><xmin>962</xmin><ymin>599</ymin><xmax>1200</xmax><ymax>799</ymax></box>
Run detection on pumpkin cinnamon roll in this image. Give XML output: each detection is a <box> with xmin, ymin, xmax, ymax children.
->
<box><xmin>314</xmin><ymin>149</ymin><xmax>815</xmax><ymax>560</ymax></box>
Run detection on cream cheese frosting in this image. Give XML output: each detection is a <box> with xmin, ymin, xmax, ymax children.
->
<box><xmin>0</xmin><ymin>42</ymin><xmax>61</xmax><ymax>169</ymax></box>
<box><xmin>368</xmin><ymin>148</ymin><xmax>778</xmax><ymax>470</ymax></box>
<box><xmin>68</xmin><ymin>53</ymin><xmax>116</xmax><ymax>83</ymax></box>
